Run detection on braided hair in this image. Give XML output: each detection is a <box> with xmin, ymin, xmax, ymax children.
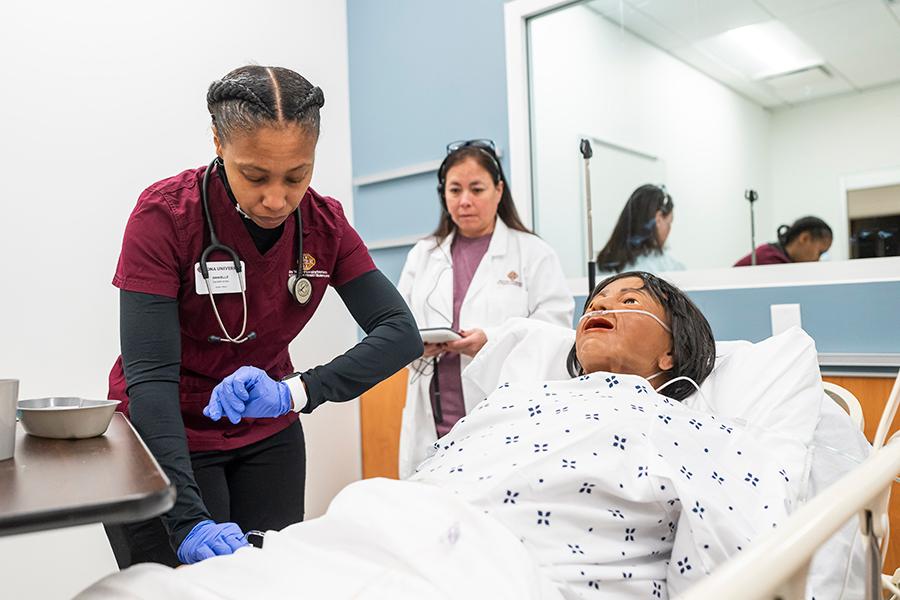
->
<box><xmin>207</xmin><ymin>66</ymin><xmax>325</xmax><ymax>143</ymax></box>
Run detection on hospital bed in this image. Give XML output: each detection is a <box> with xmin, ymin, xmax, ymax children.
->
<box><xmin>80</xmin><ymin>320</ymin><xmax>896</xmax><ymax>599</ymax></box>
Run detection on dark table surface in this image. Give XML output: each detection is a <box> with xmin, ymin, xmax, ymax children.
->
<box><xmin>0</xmin><ymin>413</ymin><xmax>174</xmax><ymax>536</ymax></box>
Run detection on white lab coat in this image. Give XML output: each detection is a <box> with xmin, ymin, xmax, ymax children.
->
<box><xmin>396</xmin><ymin>218</ymin><xmax>574</xmax><ymax>478</ymax></box>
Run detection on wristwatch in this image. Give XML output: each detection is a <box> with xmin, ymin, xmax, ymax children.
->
<box><xmin>280</xmin><ymin>372</ymin><xmax>308</xmax><ymax>412</ymax></box>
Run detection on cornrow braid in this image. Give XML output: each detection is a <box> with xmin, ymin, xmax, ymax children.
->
<box><xmin>207</xmin><ymin>80</ymin><xmax>275</xmax><ymax>118</ymax></box>
<box><xmin>295</xmin><ymin>86</ymin><xmax>325</xmax><ymax>116</ymax></box>
<box><xmin>207</xmin><ymin>65</ymin><xmax>325</xmax><ymax>143</ymax></box>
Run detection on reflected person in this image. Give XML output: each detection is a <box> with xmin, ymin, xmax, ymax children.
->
<box><xmin>596</xmin><ymin>184</ymin><xmax>684</xmax><ymax>276</ymax></box>
<box><xmin>734</xmin><ymin>216</ymin><xmax>832</xmax><ymax>266</ymax></box>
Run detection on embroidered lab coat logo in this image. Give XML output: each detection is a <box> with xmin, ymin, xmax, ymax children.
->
<box><xmin>498</xmin><ymin>270</ymin><xmax>523</xmax><ymax>287</ymax></box>
<box><xmin>303</xmin><ymin>253</ymin><xmax>317</xmax><ymax>271</ymax></box>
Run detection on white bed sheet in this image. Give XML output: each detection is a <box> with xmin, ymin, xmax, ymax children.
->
<box><xmin>77</xmin><ymin>478</ymin><xmax>563</xmax><ymax>600</ymax></box>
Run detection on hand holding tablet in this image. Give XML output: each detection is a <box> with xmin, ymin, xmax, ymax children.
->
<box><xmin>418</xmin><ymin>327</ymin><xmax>463</xmax><ymax>345</ymax></box>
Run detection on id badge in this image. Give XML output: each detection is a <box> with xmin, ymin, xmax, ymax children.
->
<box><xmin>194</xmin><ymin>261</ymin><xmax>246</xmax><ymax>295</ymax></box>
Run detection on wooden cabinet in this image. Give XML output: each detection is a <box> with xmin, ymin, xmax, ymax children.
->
<box><xmin>359</xmin><ymin>369</ymin><xmax>407</xmax><ymax>480</ymax></box>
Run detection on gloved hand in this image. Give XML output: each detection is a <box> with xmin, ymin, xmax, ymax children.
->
<box><xmin>203</xmin><ymin>366</ymin><xmax>292</xmax><ymax>424</ymax></box>
<box><xmin>176</xmin><ymin>519</ymin><xmax>248</xmax><ymax>564</ymax></box>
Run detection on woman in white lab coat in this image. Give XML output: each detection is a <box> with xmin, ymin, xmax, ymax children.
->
<box><xmin>397</xmin><ymin>139</ymin><xmax>573</xmax><ymax>478</ymax></box>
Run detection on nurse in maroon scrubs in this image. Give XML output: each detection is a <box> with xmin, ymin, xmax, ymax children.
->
<box><xmin>104</xmin><ymin>66</ymin><xmax>422</xmax><ymax>567</ymax></box>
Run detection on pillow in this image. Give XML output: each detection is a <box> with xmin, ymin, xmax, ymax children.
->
<box><xmin>688</xmin><ymin>327</ymin><xmax>823</xmax><ymax>457</ymax></box>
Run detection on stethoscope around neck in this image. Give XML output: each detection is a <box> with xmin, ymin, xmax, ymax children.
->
<box><xmin>199</xmin><ymin>157</ymin><xmax>312</xmax><ymax>344</ymax></box>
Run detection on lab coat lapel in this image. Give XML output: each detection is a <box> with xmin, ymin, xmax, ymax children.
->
<box><xmin>461</xmin><ymin>218</ymin><xmax>509</xmax><ymax>309</ymax></box>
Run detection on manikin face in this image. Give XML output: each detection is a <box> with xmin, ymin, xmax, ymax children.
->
<box><xmin>443</xmin><ymin>157</ymin><xmax>503</xmax><ymax>238</ymax></box>
<box><xmin>214</xmin><ymin>123</ymin><xmax>317</xmax><ymax>229</ymax></box>
<box><xmin>575</xmin><ymin>276</ymin><xmax>674</xmax><ymax>384</ymax></box>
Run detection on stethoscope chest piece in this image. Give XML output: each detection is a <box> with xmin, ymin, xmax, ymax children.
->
<box><xmin>289</xmin><ymin>275</ymin><xmax>312</xmax><ymax>305</ymax></box>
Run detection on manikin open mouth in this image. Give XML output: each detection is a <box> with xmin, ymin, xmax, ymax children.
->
<box><xmin>583</xmin><ymin>315</ymin><xmax>614</xmax><ymax>331</ymax></box>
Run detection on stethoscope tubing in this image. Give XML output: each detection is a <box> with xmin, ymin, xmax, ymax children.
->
<box><xmin>199</xmin><ymin>158</ymin><xmax>306</xmax><ymax>343</ymax></box>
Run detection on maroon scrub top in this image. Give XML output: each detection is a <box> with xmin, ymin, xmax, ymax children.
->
<box><xmin>734</xmin><ymin>243</ymin><xmax>791</xmax><ymax>267</ymax></box>
<box><xmin>108</xmin><ymin>165</ymin><xmax>375</xmax><ymax>452</ymax></box>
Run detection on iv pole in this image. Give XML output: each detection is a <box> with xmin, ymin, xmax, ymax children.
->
<box><xmin>745</xmin><ymin>189</ymin><xmax>759</xmax><ymax>266</ymax></box>
<box><xmin>580</xmin><ymin>139</ymin><xmax>595</xmax><ymax>294</ymax></box>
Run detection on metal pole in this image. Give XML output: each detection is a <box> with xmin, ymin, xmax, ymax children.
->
<box><xmin>751</xmin><ymin>201</ymin><xmax>757</xmax><ymax>266</ymax></box>
<box><xmin>580</xmin><ymin>139</ymin><xmax>595</xmax><ymax>294</ymax></box>
<box><xmin>745</xmin><ymin>189</ymin><xmax>758</xmax><ymax>266</ymax></box>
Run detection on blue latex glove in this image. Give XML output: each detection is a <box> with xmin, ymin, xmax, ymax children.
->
<box><xmin>176</xmin><ymin>519</ymin><xmax>248</xmax><ymax>565</ymax></box>
<box><xmin>203</xmin><ymin>366</ymin><xmax>292</xmax><ymax>424</ymax></box>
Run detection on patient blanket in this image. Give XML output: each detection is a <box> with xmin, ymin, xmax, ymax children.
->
<box><xmin>412</xmin><ymin>372</ymin><xmax>795</xmax><ymax>599</ymax></box>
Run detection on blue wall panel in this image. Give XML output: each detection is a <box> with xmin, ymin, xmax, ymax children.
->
<box><xmin>347</xmin><ymin>0</ymin><xmax>510</xmax><ymax>178</ymax></box>
<box><xmin>689</xmin><ymin>282</ymin><xmax>900</xmax><ymax>353</ymax></box>
<box><xmin>370</xmin><ymin>245</ymin><xmax>416</xmax><ymax>285</ymax></box>
<box><xmin>348</xmin><ymin>0</ymin><xmax>510</xmax><ymax>245</ymax></box>
<box><xmin>354</xmin><ymin>172</ymin><xmax>441</xmax><ymax>241</ymax></box>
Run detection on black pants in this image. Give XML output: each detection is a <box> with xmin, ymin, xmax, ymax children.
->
<box><xmin>105</xmin><ymin>420</ymin><xmax>305</xmax><ymax>568</ymax></box>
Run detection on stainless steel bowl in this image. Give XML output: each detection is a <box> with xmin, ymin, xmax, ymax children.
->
<box><xmin>16</xmin><ymin>397</ymin><xmax>121</xmax><ymax>439</ymax></box>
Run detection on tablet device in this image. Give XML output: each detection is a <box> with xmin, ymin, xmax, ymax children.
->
<box><xmin>419</xmin><ymin>327</ymin><xmax>462</xmax><ymax>344</ymax></box>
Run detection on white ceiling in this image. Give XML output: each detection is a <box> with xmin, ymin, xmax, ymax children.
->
<box><xmin>586</xmin><ymin>0</ymin><xmax>900</xmax><ymax>107</ymax></box>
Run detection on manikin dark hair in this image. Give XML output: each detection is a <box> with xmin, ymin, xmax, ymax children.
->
<box><xmin>431</xmin><ymin>146</ymin><xmax>532</xmax><ymax>242</ymax></box>
<box><xmin>207</xmin><ymin>65</ymin><xmax>325</xmax><ymax>143</ymax></box>
<box><xmin>595</xmin><ymin>184</ymin><xmax>673</xmax><ymax>273</ymax></box>
<box><xmin>776</xmin><ymin>216</ymin><xmax>832</xmax><ymax>247</ymax></box>
<box><xmin>566</xmin><ymin>271</ymin><xmax>715</xmax><ymax>402</ymax></box>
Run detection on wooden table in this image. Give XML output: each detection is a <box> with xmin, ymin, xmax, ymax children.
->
<box><xmin>0</xmin><ymin>413</ymin><xmax>174</xmax><ymax>536</ymax></box>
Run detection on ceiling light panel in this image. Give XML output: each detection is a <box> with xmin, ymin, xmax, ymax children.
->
<box><xmin>694</xmin><ymin>20</ymin><xmax>824</xmax><ymax>80</ymax></box>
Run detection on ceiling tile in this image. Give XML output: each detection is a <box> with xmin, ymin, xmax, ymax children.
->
<box><xmin>754</xmin><ymin>0</ymin><xmax>860</xmax><ymax>19</ymax></box>
<box><xmin>626</xmin><ymin>0</ymin><xmax>771</xmax><ymax>40</ymax></box>
<box><xmin>668</xmin><ymin>45</ymin><xmax>787</xmax><ymax>106</ymax></box>
<box><xmin>783</xmin><ymin>0</ymin><xmax>900</xmax><ymax>88</ymax></box>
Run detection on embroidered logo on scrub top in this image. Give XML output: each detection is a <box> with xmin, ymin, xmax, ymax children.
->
<box><xmin>295</xmin><ymin>252</ymin><xmax>330</xmax><ymax>279</ymax></box>
<box><xmin>498</xmin><ymin>270</ymin><xmax>523</xmax><ymax>287</ymax></box>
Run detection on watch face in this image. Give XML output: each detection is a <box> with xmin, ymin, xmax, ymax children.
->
<box><xmin>245</xmin><ymin>530</ymin><xmax>265</xmax><ymax>548</ymax></box>
<box><xmin>294</xmin><ymin>277</ymin><xmax>312</xmax><ymax>304</ymax></box>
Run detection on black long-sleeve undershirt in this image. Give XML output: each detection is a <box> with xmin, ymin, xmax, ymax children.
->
<box><xmin>120</xmin><ymin>269</ymin><xmax>422</xmax><ymax>550</ymax></box>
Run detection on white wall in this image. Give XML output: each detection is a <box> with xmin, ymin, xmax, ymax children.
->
<box><xmin>0</xmin><ymin>1</ymin><xmax>357</xmax><ymax>597</ymax></box>
<box><xmin>529</xmin><ymin>5</ymin><xmax>772</xmax><ymax>277</ymax></box>
<box><xmin>770</xmin><ymin>83</ymin><xmax>900</xmax><ymax>260</ymax></box>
